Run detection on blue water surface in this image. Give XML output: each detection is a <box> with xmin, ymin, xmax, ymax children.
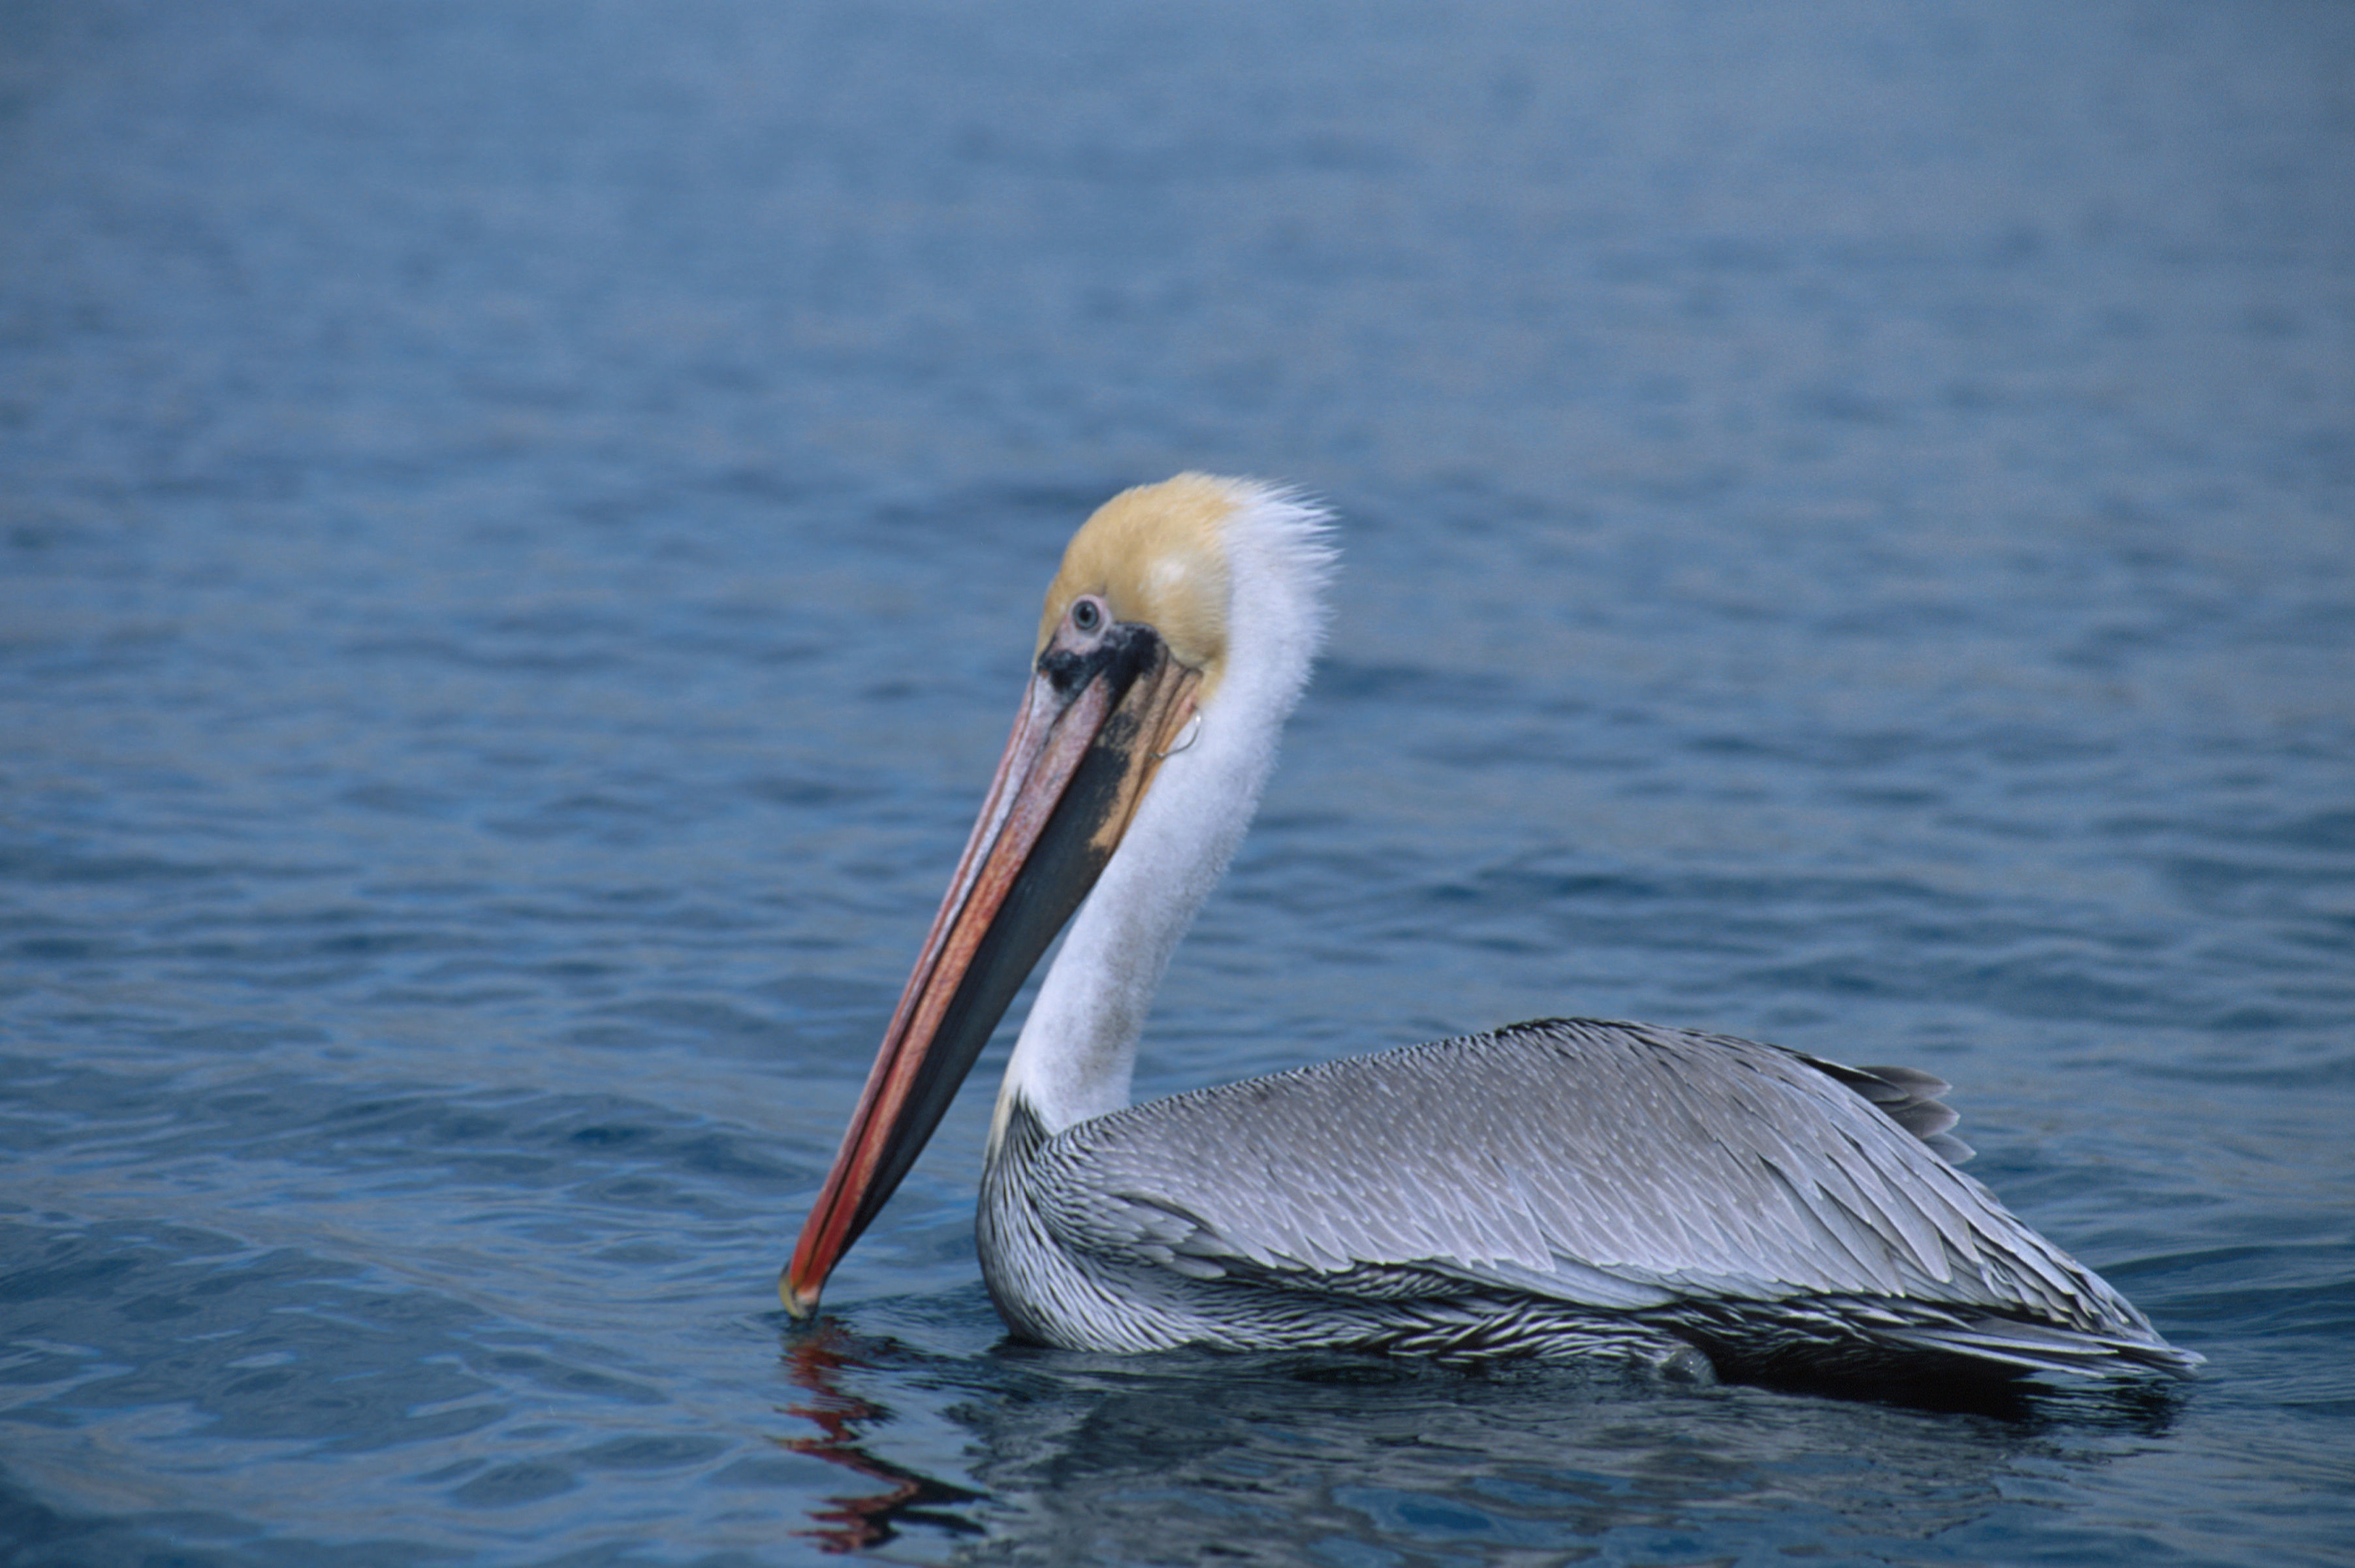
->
<box><xmin>4</xmin><ymin>1</ymin><xmax>2352</xmax><ymax>1563</ymax></box>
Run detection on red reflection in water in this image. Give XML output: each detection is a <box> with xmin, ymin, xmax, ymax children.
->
<box><xmin>778</xmin><ymin>1326</ymin><xmax>985</xmax><ymax>1553</ymax></box>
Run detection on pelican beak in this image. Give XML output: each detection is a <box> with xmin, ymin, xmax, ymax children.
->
<box><xmin>783</xmin><ymin>614</ymin><xmax>1201</xmax><ymax>1317</ymax></box>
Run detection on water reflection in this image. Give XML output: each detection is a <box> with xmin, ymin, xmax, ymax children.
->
<box><xmin>780</xmin><ymin>1317</ymin><xmax>2185</xmax><ymax>1561</ymax></box>
<box><xmin>779</xmin><ymin>1329</ymin><xmax>988</xmax><ymax>1554</ymax></box>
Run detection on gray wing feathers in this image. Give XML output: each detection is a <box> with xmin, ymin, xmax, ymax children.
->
<box><xmin>1031</xmin><ymin>1020</ymin><xmax>2145</xmax><ymax>1331</ymax></box>
<box><xmin>1803</xmin><ymin>1054</ymin><xmax>1975</xmax><ymax>1163</ymax></box>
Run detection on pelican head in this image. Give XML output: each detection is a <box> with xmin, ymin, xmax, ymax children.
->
<box><xmin>784</xmin><ymin>475</ymin><xmax>1334</xmax><ymax>1317</ymax></box>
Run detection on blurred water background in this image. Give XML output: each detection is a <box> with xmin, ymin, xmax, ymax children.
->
<box><xmin>3</xmin><ymin>1</ymin><xmax>2352</xmax><ymax>1563</ymax></box>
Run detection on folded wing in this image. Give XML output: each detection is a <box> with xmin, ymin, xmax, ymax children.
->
<box><xmin>1028</xmin><ymin>1019</ymin><xmax>2153</xmax><ymax>1338</ymax></box>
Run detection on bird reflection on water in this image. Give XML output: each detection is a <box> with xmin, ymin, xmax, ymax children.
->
<box><xmin>777</xmin><ymin>1316</ymin><xmax>2187</xmax><ymax>1560</ymax></box>
<box><xmin>779</xmin><ymin>1328</ymin><xmax>987</xmax><ymax>1554</ymax></box>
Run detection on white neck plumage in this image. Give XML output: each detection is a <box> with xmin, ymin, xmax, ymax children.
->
<box><xmin>992</xmin><ymin>489</ymin><xmax>1335</xmax><ymax>1144</ymax></box>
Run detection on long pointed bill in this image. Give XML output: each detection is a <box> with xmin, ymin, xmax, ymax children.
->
<box><xmin>783</xmin><ymin>619</ymin><xmax>1201</xmax><ymax>1317</ymax></box>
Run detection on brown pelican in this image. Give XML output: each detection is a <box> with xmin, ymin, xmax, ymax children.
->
<box><xmin>784</xmin><ymin>475</ymin><xmax>2199</xmax><ymax>1386</ymax></box>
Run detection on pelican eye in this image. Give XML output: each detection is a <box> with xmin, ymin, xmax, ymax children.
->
<box><xmin>1070</xmin><ymin>597</ymin><xmax>1106</xmax><ymax>635</ymax></box>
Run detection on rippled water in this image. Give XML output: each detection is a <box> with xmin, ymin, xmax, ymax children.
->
<box><xmin>5</xmin><ymin>1</ymin><xmax>2352</xmax><ymax>1563</ymax></box>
